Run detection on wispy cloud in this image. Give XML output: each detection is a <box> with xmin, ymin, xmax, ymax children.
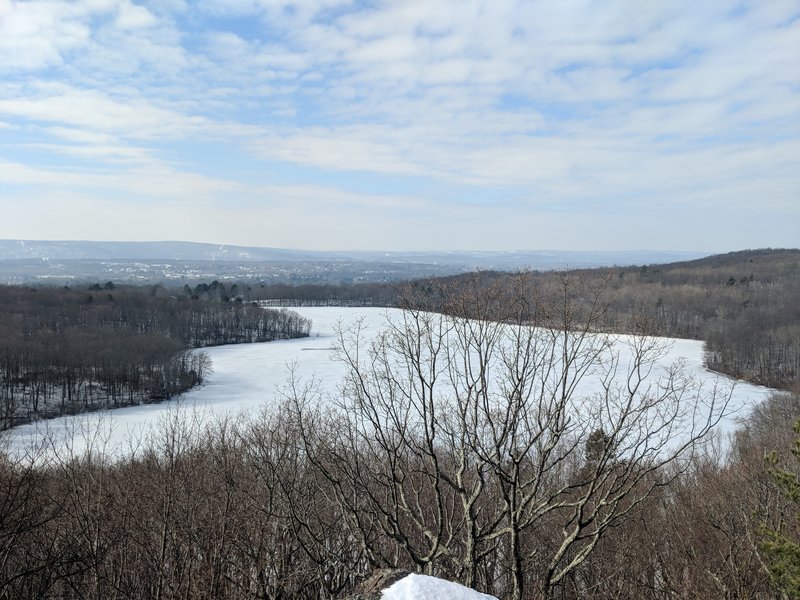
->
<box><xmin>0</xmin><ymin>0</ymin><xmax>797</xmax><ymax>250</ymax></box>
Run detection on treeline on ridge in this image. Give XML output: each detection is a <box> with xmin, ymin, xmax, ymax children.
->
<box><xmin>502</xmin><ymin>248</ymin><xmax>800</xmax><ymax>389</ymax></box>
<box><xmin>0</xmin><ymin>283</ymin><xmax>311</xmax><ymax>429</ymax></box>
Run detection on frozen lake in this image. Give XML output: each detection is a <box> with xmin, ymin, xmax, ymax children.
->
<box><xmin>2</xmin><ymin>306</ymin><xmax>774</xmax><ymax>460</ymax></box>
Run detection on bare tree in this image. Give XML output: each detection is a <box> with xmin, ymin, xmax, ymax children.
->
<box><xmin>292</xmin><ymin>274</ymin><xmax>732</xmax><ymax>599</ymax></box>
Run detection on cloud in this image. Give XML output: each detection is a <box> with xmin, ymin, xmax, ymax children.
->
<box><xmin>0</xmin><ymin>0</ymin><xmax>91</xmax><ymax>71</ymax></box>
<box><xmin>114</xmin><ymin>1</ymin><xmax>156</xmax><ymax>29</ymax></box>
<box><xmin>24</xmin><ymin>142</ymin><xmax>157</xmax><ymax>165</ymax></box>
<box><xmin>0</xmin><ymin>157</ymin><xmax>245</xmax><ymax>200</ymax></box>
<box><xmin>0</xmin><ymin>83</ymin><xmax>211</xmax><ymax>140</ymax></box>
<box><xmin>0</xmin><ymin>0</ymin><xmax>797</xmax><ymax>250</ymax></box>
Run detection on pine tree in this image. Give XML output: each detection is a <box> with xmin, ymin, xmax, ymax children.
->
<box><xmin>761</xmin><ymin>421</ymin><xmax>800</xmax><ymax>598</ymax></box>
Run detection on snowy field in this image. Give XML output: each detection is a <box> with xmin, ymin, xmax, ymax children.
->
<box><xmin>3</xmin><ymin>306</ymin><xmax>774</xmax><ymax>461</ymax></box>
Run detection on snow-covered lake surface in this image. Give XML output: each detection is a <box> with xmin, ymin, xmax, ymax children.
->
<box><xmin>3</xmin><ymin>307</ymin><xmax>774</xmax><ymax>461</ymax></box>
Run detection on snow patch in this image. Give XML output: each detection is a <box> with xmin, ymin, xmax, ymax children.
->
<box><xmin>381</xmin><ymin>573</ymin><xmax>498</xmax><ymax>600</ymax></box>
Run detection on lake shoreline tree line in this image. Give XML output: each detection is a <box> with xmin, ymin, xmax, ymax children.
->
<box><xmin>0</xmin><ymin>283</ymin><xmax>311</xmax><ymax>429</ymax></box>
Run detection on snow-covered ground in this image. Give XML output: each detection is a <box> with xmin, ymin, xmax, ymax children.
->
<box><xmin>2</xmin><ymin>307</ymin><xmax>774</xmax><ymax>461</ymax></box>
<box><xmin>382</xmin><ymin>573</ymin><xmax>498</xmax><ymax>600</ymax></box>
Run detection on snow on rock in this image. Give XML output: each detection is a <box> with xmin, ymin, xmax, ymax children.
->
<box><xmin>381</xmin><ymin>573</ymin><xmax>498</xmax><ymax>600</ymax></box>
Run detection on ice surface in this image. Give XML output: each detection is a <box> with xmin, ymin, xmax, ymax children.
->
<box><xmin>381</xmin><ymin>573</ymin><xmax>498</xmax><ymax>600</ymax></box>
<box><xmin>2</xmin><ymin>307</ymin><xmax>774</xmax><ymax>460</ymax></box>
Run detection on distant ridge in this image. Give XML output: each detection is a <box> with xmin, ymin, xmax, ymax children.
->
<box><xmin>0</xmin><ymin>240</ymin><xmax>709</xmax><ymax>269</ymax></box>
<box><xmin>0</xmin><ymin>240</ymin><xmax>316</xmax><ymax>262</ymax></box>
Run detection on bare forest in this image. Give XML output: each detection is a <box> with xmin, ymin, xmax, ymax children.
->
<box><xmin>0</xmin><ymin>282</ymin><xmax>311</xmax><ymax>429</ymax></box>
<box><xmin>1</xmin><ymin>271</ymin><xmax>798</xmax><ymax>599</ymax></box>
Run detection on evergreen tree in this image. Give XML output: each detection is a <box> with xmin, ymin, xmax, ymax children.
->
<box><xmin>761</xmin><ymin>421</ymin><xmax>800</xmax><ymax>598</ymax></box>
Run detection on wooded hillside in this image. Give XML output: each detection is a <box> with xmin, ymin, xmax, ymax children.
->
<box><xmin>0</xmin><ymin>284</ymin><xmax>311</xmax><ymax>429</ymax></box>
<box><xmin>400</xmin><ymin>249</ymin><xmax>800</xmax><ymax>389</ymax></box>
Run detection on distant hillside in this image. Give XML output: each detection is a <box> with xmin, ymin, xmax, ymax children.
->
<box><xmin>412</xmin><ymin>248</ymin><xmax>800</xmax><ymax>389</ymax></box>
<box><xmin>0</xmin><ymin>240</ymin><xmax>317</xmax><ymax>262</ymax></box>
<box><xmin>0</xmin><ymin>239</ymin><xmax>707</xmax><ymax>269</ymax></box>
<box><xmin>0</xmin><ymin>240</ymin><xmax>713</xmax><ymax>285</ymax></box>
<box><xmin>624</xmin><ymin>247</ymin><xmax>800</xmax><ymax>282</ymax></box>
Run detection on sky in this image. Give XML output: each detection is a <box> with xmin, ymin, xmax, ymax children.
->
<box><xmin>0</xmin><ymin>0</ymin><xmax>798</xmax><ymax>251</ymax></box>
